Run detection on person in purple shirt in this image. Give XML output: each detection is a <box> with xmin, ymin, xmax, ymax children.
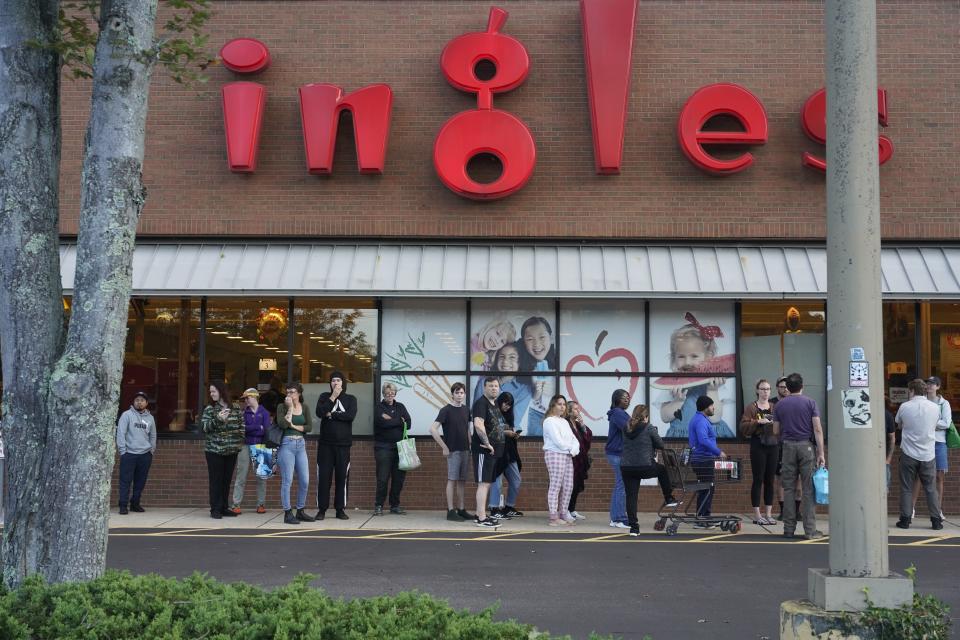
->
<box><xmin>771</xmin><ymin>372</ymin><xmax>825</xmax><ymax>540</ymax></box>
<box><xmin>230</xmin><ymin>388</ymin><xmax>272</xmax><ymax>514</ymax></box>
<box><xmin>688</xmin><ymin>395</ymin><xmax>727</xmax><ymax>524</ymax></box>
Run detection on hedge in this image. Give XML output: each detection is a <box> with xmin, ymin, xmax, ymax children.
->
<box><xmin>0</xmin><ymin>571</ymin><xmax>624</xmax><ymax>639</ymax></box>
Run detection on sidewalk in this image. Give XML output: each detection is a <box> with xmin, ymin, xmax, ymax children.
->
<box><xmin>109</xmin><ymin>507</ymin><xmax>960</xmax><ymax>538</ymax></box>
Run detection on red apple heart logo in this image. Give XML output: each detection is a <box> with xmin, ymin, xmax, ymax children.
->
<box><xmin>564</xmin><ymin>331</ymin><xmax>639</xmax><ymax>421</ymax></box>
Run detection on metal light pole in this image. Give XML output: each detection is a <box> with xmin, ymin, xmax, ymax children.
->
<box><xmin>810</xmin><ymin>0</ymin><xmax>912</xmax><ymax>611</ymax></box>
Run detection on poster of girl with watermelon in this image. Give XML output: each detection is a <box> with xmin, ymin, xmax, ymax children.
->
<box><xmin>650</xmin><ymin>303</ymin><xmax>737</xmax><ymax>439</ymax></box>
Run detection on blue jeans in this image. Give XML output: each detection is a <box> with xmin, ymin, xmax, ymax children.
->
<box><xmin>607</xmin><ymin>453</ymin><xmax>627</xmax><ymax>524</ymax></box>
<box><xmin>488</xmin><ymin>461</ymin><xmax>522</xmax><ymax>508</ymax></box>
<box><xmin>278</xmin><ymin>436</ymin><xmax>309</xmax><ymax>511</ymax></box>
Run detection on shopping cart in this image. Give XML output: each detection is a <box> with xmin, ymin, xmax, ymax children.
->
<box><xmin>653</xmin><ymin>447</ymin><xmax>743</xmax><ymax>536</ymax></box>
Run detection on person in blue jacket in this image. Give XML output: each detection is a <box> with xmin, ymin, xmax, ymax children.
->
<box><xmin>605</xmin><ymin>389</ymin><xmax>631</xmax><ymax>528</ymax></box>
<box><xmin>688</xmin><ymin>395</ymin><xmax>727</xmax><ymax>523</ymax></box>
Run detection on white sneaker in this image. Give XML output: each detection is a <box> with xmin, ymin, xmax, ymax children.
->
<box><xmin>610</xmin><ymin>521</ymin><xmax>629</xmax><ymax>529</ymax></box>
<box><xmin>571</xmin><ymin>511</ymin><xmax>586</xmax><ymax>520</ymax></box>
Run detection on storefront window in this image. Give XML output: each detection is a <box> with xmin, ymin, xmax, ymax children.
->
<box><xmin>293</xmin><ymin>299</ymin><xmax>377</xmax><ymax>435</ymax></box>
<box><xmin>929</xmin><ymin>303</ymin><xmax>960</xmax><ymax>412</ymax></box>
<box><xmin>559</xmin><ymin>375</ymin><xmax>647</xmax><ymax>435</ymax></box>
<box><xmin>381</xmin><ymin>299</ymin><xmax>466</xmax><ymax>372</ymax></box>
<box><xmin>559</xmin><ymin>300</ymin><xmax>645</xmax><ymax>374</ymax></box>
<box><xmin>740</xmin><ymin>301</ymin><xmax>826</xmax><ymax>421</ymax></box>
<box><xmin>123</xmin><ymin>298</ymin><xmax>200</xmax><ymax>431</ymax></box>
<box><xmin>203</xmin><ymin>298</ymin><xmax>291</xmax><ymax>409</ymax></box>
<box><xmin>383</xmin><ymin>374</ymin><xmax>466</xmax><ymax>436</ymax></box>
<box><xmin>883</xmin><ymin>302</ymin><xmax>917</xmax><ymax>406</ymax></box>
<box><xmin>649</xmin><ymin>301</ymin><xmax>736</xmax><ymax>439</ymax></box>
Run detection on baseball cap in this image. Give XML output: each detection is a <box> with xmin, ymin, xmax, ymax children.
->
<box><xmin>241</xmin><ymin>388</ymin><xmax>260</xmax><ymax>399</ymax></box>
<box><xmin>925</xmin><ymin>376</ymin><xmax>942</xmax><ymax>386</ymax></box>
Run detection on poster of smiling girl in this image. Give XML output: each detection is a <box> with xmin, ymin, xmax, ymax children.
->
<box><xmin>649</xmin><ymin>302</ymin><xmax>737</xmax><ymax>439</ymax></box>
<box><xmin>471</xmin><ymin>303</ymin><xmax>557</xmax><ymax>436</ymax></box>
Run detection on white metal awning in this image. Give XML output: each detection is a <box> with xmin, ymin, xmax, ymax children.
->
<box><xmin>57</xmin><ymin>243</ymin><xmax>960</xmax><ymax>299</ymax></box>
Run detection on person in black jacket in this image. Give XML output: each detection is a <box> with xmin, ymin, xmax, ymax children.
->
<box><xmin>621</xmin><ymin>404</ymin><xmax>679</xmax><ymax>536</ymax></box>
<box><xmin>373</xmin><ymin>382</ymin><xmax>412</xmax><ymax>516</ymax></box>
<box><xmin>315</xmin><ymin>370</ymin><xmax>358</xmax><ymax>520</ymax></box>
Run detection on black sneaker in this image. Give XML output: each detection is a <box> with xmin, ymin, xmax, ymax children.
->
<box><xmin>220</xmin><ymin>509</ymin><xmax>239</xmax><ymax>517</ymax></box>
<box><xmin>389</xmin><ymin>506</ymin><xmax>407</xmax><ymax>515</ymax></box>
<box><xmin>475</xmin><ymin>517</ymin><xmax>499</xmax><ymax>528</ymax></box>
<box><xmin>504</xmin><ymin>506</ymin><xmax>524</xmax><ymax>517</ymax></box>
<box><xmin>457</xmin><ymin>509</ymin><xmax>475</xmax><ymax>520</ymax></box>
<box><xmin>210</xmin><ymin>510</ymin><xmax>222</xmax><ymax>520</ymax></box>
<box><xmin>335</xmin><ymin>510</ymin><xmax>350</xmax><ymax>520</ymax></box>
<box><xmin>373</xmin><ymin>505</ymin><xmax>384</xmax><ymax>516</ymax></box>
<box><xmin>284</xmin><ymin>510</ymin><xmax>300</xmax><ymax>525</ymax></box>
<box><xmin>489</xmin><ymin>509</ymin><xmax>505</xmax><ymax>520</ymax></box>
<box><xmin>447</xmin><ymin>509</ymin><xmax>465</xmax><ymax>521</ymax></box>
<box><xmin>130</xmin><ymin>504</ymin><xmax>145</xmax><ymax>513</ymax></box>
<box><xmin>296</xmin><ymin>509</ymin><xmax>315</xmax><ymax>522</ymax></box>
<box><xmin>931</xmin><ymin>518</ymin><xmax>944</xmax><ymax>531</ymax></box>
<box><xmin>118</xmin><ymin>505</ymin><xmax>129</xmax><ymax>515</ymax></box>
<box><xmin>315</xmin><ymin>510</ymin><xmax>326</xmax><ymax>521</ymax></box>
<box><xmin>629</xmin><ymin>526</ymin><xmax>640</xmax><ymax>537</ymax></box>
<box><xmin>895</xmin><ymin>518</ymin><xmax>911</xmax><ymax>530</ymax></box>
<box><xmin>662</xmin><ymin>497</ymin><xmax>680</xmax><ymax>508</ymax></box>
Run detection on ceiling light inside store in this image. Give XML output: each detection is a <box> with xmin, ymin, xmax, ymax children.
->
<box><xmin>211</xmin><ymin>331</ymin><xmax>228</xmax><ymax>335</ymax></box>
<box><xmin>227</xmin><ymin>336</ymin><xmax>243</xmax><ymax>340</ymax></box>
<box><xmin>241</xmin><ymin>340</ymin><xmax>255</xmax><ymax>343</ymax></box>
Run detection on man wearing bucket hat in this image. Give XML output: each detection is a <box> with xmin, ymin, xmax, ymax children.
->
<box><xmin>116</xmin><ymin>391</ymin><xmax>157</xmax><ymax>515</ymax></box>
<box><xmin>229</xmin><ymin>388</ymin><xmax>271</xmax><ymax>515</ymax></box>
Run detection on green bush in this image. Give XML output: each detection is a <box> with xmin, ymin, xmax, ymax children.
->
<box><xmin>0</xmin><ymin>571</ymin><xmax>622</xmax><ymax>640</ymax></box>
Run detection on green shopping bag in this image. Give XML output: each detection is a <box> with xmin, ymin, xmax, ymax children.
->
<box><xmin>397</xmin><ymin>421</ymin><xmax>421</xmax><ymax>470</ymax></box>
<box><xmin>946</xmin><ymin>422</ymin><xmax>960</xmax><ymax>449</ymax></box>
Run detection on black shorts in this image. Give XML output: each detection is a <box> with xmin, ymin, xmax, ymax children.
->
<box><xmin>473</xmin><ymin>450</ymin><xmax>499</xmax><ymax>484</ymax></box>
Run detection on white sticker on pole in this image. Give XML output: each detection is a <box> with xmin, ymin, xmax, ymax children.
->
<box><xmin>842</xmin><ymin>389</ymin><xmax>872</xmax><ymax>429</ymax></box>
<box><xmin>849</xmin><ymin>361</ymin><xmax>869</xmax><ymax>387</ymax></box>
<box><xmin>826</xmin><ymin>365</ymin><xmax>833</xmax><ymax>391</ymax></box>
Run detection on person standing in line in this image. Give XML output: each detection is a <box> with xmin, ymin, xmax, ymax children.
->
<box><xmin>740</xmin><ymin>379</ymin><xmax>778</xmax><ymax>525</ymax></box>
<box><xmin>605</xmin><ymin>389</ymin><xmax>631</xmax><ymax>529</ymax></box>
<box><xmin>621</xmin><ymin>404</ymin><xmax>678</xmax><ymax>536</ymax></box>
<box><xmin>471</xmin><ymin>377</ymin><xmax>506</xmax><ymax>528</ymax></box>
<box><xmin>688</xmin><ymin>395</ymin><xmax>727</xmax><ymax>526</ymax></box>
<box><xmin>276</xmin><ymin>382</ymin><xmax>314</xmax><ymax>525</ymax></box>
<box><xmin>542</xmin><ymin>395</ymin><xmax>580</xmax><ymax>526</ymax></box>
<box><xmin>885</xmin><ymin>403</ymin><xmax>896</xmax><ymax>489</ymax></box>
<box><xmin>230</xmin><ymin>388</ymin><xmax>271</xmax><ymax>515</ymax></box>
<box><xmin>567</xmin><ymin>400</ymin><xmax>593</xmax><ymax>520</ymax></box>
<box><xmin>429</xmin><ymin>382</ymin><xmax>475</xmax><ymax>522</ymax></box>
<box><xmin>373</xmin><ymin>382</ymin><xmax>411</xmax><ymax>516</ymax></box>
<box><xmin>116</xmin><ymin>391</ymin><xmax>157</xmax><ymax>514</ymax></box>
<box><xmin>772</xmin><ymin>376</ymin><xmax>794</xmax><ymax>520</ymax></box>
<box><xmin>771</xmin><ymin>372</ymin><xmax>825</xmax><ymax>540</ymax></box>
<box><xmin>488</xmin><ymin>391</ymin><xmax>524</xmax><ymax>520</ymax></box>
<box><xmin>896</xmin><ymin>378</ymin><xmax>944</xmax><ymax>530</ymax></box>
<box><xmin>315</xmin><ymin>371</ymin><xmax>357</xmax><ymax>521</ymax></box>
<box><xmin>911</xmin><ymin>376</ymin><xmax>951</xmax><ymax>516</ymax></box>
<box><xmin>200</xmin><ymin>381</ymin><xmax>244</xmax><ymax>520</ymax></box>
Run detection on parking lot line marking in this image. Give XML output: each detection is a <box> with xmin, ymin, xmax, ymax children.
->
<box><xmin>364</xmin><ymin>530</ymin><xmax>431</xmax><ymax>538</ymax></box>
<box><xmin>147</xmin><ymin>528</ymin><xmax>217</xmax><ymax>536</ymax></box>
<box><xmin>475</xmin><ymin>531</ymin><xmax>526</xmax><ymax>540</ymax></box>
<box><xmin>907</xmin><ymin>535</ymin><xmax>953</xmax><ymax>546</ymax></box>
<box><xmin>258</xmin><ymin>529</ymin><xmax>320</xmax><ymax>538</ymax></box>
<box><xmin>691</xmin><ymin>533</ymin><xmax>740</xmax><ymax>542</ymax></box>
<box><xmin>582</xmin><ymin>533</ymin><xmax>630</xmax><ymax>541</ymax></box>
<box><xmin>797</xmin><ymin>536</ymin><xmax>830</xmax><ymax>544</ymax></box>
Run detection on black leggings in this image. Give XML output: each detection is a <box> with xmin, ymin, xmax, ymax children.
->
<box><xmin>749</xmin><ymin>438</ymin><xmax>778</xmax><ymax>508</ymax></box>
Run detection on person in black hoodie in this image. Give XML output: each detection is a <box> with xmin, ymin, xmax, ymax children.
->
<box><xmin>373</xmin><ymin>382</ymin><xmax>412</xmax><ymax>516</ymax></box>
<box><xmin>315</xmin><ymin>371</ymin><xmax>358</xmax><ymax>520</ymax></box>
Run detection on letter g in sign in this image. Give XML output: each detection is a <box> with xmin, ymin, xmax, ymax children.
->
<box><xmin>433</xmin><ymin>7</ymin><xmax>537</xmax><ymax>200</ymax></box>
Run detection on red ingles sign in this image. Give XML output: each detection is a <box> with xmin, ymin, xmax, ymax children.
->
<box><xmin>219</xmin><ymin>1</ymin><xmax>894</xmax><ymax>199</ymax></box>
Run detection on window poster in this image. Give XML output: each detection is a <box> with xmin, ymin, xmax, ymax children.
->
<box><xmin>470</xmin><ymin>302</ymin><xmax>557</xmax><ymax>436</ymax></box>
<box><xmin>560</xmin><ymin>376</ymin><xmax>646</xmax><ymax>435</ymax></box>
<box><xmin>559</xmin><ymin>300</ymin><xmax>645</xmax><ymax>374</ymax></box>
<box><xmin>649</xmin><ymin>302</ymin><xmax>736</xmax><ymax>439</ymax></box>
<box><xmin>381</xmin><ymin>299</ymin><xmax>466</xmax><ymax>372</ymax></box>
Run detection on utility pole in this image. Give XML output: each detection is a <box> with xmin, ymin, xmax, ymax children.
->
<box><xmin>811</xmin><ymin>0</ymin><xmax>912</xmax><ymax>611</ymax></box>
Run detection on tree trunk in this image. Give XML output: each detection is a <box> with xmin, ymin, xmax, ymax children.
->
<box><xmin>0</xmin><ymin>1</ymin><xmax>66</xmax><ymax>589</ymax></box>
<box><xmin>1</xmin><ymin>0</ymin><xmax>160</xmax><ymax>585</ymax></box>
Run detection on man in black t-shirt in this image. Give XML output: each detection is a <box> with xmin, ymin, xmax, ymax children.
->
<box><xmin>429</xmin><ymin>382</ymin><xmax>475</xmax><ymax>522</ymax></box>
<box><xmin>471</xmin><ymin>377</ymin><xmax>505</xmax><ymax>528</ymax></box>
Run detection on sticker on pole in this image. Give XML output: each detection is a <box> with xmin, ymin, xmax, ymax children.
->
<box><xmin>849</xmin><ymin>361</ymin><xmax>869</xmax><ymax>387</ymax></box>
<box><xmin>842</xmin><ymin>389</ymin><xmax>872</xmax><ymax>429</ymax></box>
<box><xmin>850</xmin><ymin>347</ymin><xmax>865</xmax><ymax>361</ymax></box>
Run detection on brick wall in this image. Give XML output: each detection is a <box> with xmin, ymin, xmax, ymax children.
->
<box><xmin>59</xmin><ymin>1</ymin><xmax>960</xmax><ymax>241</ymax></box>
<box><xmin>114</xmin><ymin>436</ymin><xmax>959</xmax><ymax>517</ymax></box>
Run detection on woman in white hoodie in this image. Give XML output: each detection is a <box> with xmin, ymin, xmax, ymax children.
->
<box><xmin>542</xmin><ymin>395</ymin><xmax>581</xmax><ymax>526</ymax></box>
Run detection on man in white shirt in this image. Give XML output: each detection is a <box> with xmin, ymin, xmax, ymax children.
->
<box><xmin>911</xmin><ymin>376</ymin><xmax>951</xmax><ymax>515</ymax></box>
<box><xmin>895</xmin><ymin>379</ymin><xmax>943</xmax><ymax>530</ymax></box>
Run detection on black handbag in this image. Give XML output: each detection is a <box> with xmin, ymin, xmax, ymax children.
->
<box><xmin>264</xmin><ymin>424</ymin><xmax>284</xmax><ymax>449</ymax></box>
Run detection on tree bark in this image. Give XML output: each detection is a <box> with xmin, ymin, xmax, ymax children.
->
<box><xmin>1</xmin><ymin>0</ymin><xmax>160</xmax><ymax>586</ymax></box>
<box><xmin>0</xmin><ymin>0</ymin><xmax>66</xmax><ymax>589</ymax></box>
